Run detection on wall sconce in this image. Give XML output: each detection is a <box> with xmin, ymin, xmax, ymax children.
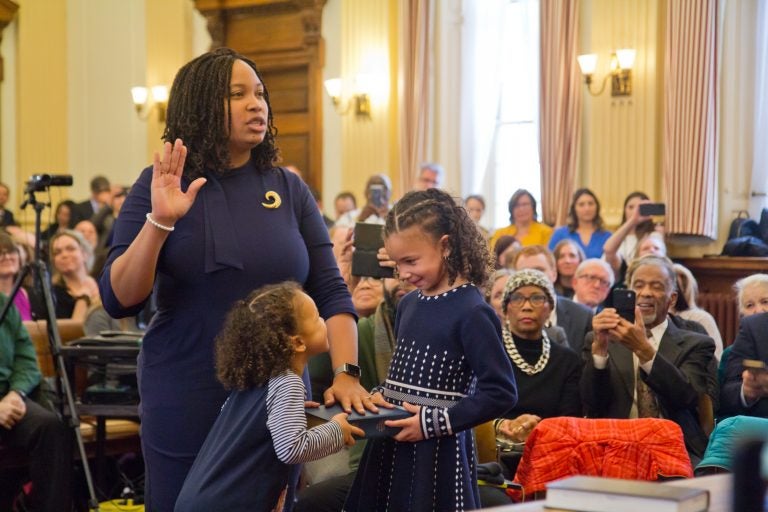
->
<box><xmin>323</xmin><ymin>76</ymin><xmax>371</xmax><ymax>118</ymax></box>
<box><xmin>577</xmin><ymin>49</ymin><xmax>636</xmax><ymax>97</ymax></box>
<box><xmin>131</xmin><ymin>85</ymin><xmax>169</xmax><ymax>122</ymax></box>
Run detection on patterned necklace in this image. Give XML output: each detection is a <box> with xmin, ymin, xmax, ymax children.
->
<box><xmin>502</xmin><ymin>325</ymin><xmax>550</xmax><ymax>375</ymax></box>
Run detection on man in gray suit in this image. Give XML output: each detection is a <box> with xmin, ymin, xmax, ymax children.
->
<box><xmin>580</xmin><ymin>255</ymin><xmax>717</xmax><ymax>462</ymax></box>
<box><xmin>512</xmin><ymin>245</ymin><xmax>593</xmax><ymax>354</ymax></box>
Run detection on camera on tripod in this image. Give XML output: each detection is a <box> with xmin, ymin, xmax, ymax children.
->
<box><xmin>25</xmin><ymin>173</ymin><xmax>73</xmax><ymax>192</ymax></box>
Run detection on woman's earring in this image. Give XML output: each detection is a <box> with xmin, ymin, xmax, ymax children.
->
<box><xmin>393</xmin><ymin>268</ymin><xmax>400</xmax><ymax>280</ymax></box>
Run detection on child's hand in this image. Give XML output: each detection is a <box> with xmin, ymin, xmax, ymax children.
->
<box><xmin>332</xmin><ymin>412</ymin><xmax>365</xmax><ymax>446</ymax></box>
<box><xmin>304</xmin><ymin>400</ymin><xmax>321</xmax><ymax>409</ymax></box>
<box><xmin>386</xmin><ymin>402</ymin><xmax>424</xmax><ymax>443</ymax></box>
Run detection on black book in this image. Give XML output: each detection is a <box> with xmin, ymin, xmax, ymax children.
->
<box><xmin>306</xmin><ymin>403</ymin><xmax>410</xmax><ymax>438</ymax></box>
<box><xmin>544</xmin><ymin>476</ymin><xmax>709</xmax><ymax>512</ymax></box>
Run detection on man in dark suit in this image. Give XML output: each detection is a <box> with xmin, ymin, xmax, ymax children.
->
<box><xmin>580</xmin><ymin>255</ymin><xmax>717</xmax><ymax>462</ymax></box>
<box><xmin>512</xmin><ymin>245</ymin><xmax>593</xmax><ymax>354</ymax></box>
<box><xmin>71</xmin><ymin>175</ymin><xmax>111</xmax><ymax>226</ymax></box>
<box><xmin>720</xmin><ymin>312</ymin><xmax>768</xmax><ymax>419</ymax></box>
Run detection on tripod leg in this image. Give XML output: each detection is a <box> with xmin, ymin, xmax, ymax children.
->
<box><xmin>33</xmin><ymin>261</ymin><xmax>101</xmax><ymax>511</ymax></box>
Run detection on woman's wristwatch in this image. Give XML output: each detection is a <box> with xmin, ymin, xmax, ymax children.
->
<box><xmin>333</xmin><ymin>363</ymin><xmax>361</xmax><ymax>378</ymax></box>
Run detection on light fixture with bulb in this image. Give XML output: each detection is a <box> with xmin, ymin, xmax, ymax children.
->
<box><xmin>131</xmin><ymin>85</ymin><xmax>169</xmax><ymax>122</ymax></box>
<box><xmin>577</xmin><ymin>48</ymin><xmax>636</xmax><ymax>97</ymax></box>
<box><xmin>323</xmin><ymin>76</ymin><xmax>372</xmax><ymax>118</ymax></box>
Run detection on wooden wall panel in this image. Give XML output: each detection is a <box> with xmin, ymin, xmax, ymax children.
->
<box><xmin>194</xmin><ymin>0</ymin><xmax>325</xmax><ymax>192</ymax></box>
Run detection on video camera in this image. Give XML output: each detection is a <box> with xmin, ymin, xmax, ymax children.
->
<box><xmin>24</xmin><ymin>173</ymin><xmax>73</xmax><ymax>193</ymax></box>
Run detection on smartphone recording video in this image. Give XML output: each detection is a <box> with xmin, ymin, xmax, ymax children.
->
<box><xmin>638</xmin><ymin>203</ymin><xmax>666</xmax><ymax>217</ymax></box>
<box><xmin>369</xmin><ymin>184</ymin><xmax>387</xmax><ymax>208</ymax></box>
<box><xmin>744</xmin><ymin>359</ymin><xmax>768</xmax><ymax>375</ymax></box>
<box><xmin>351</xmin><ymin>222</ymin><xmax>395</xmax><ymax>279</ymax></box>
<box><xmin>612</xmin><ymin>289</ymin><xmax>636</xmax><ymax>323</ymax></box>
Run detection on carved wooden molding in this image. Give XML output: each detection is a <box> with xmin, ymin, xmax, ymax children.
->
<box><xmin>195</xmin><ymin>0</ymin><xmax>324</xmax><ymax>51</ymax></box>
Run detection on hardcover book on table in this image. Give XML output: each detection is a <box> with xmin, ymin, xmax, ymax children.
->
<box><xmin>305</xmin><ymin>404</ymin><xmax>410</xmax><ymax>438</ymax></box>
<box><xmin>544</xmin><ymin>475</ymin><xmax>709</xmax><ymax>512</ymax></box>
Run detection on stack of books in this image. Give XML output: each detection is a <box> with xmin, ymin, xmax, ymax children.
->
<box><xmin>544</xmin><ymin>476</ymin><xmax>709</xmax><ymax>512</ymax></box>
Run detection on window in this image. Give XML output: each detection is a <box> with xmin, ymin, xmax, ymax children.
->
<box><xmin>462</xmin><ymin>0</ymin><xmax>540</xmax><ymax>230</ymax></box>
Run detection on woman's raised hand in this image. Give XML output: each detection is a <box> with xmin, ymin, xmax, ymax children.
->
<box><xmin>150</xmin><ymin>139</ymin><xmax>207</xmax><ymax>226</ymax></box>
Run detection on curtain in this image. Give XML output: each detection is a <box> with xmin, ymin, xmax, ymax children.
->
<box><xmin>663</xmin><ymin>0</ymin><xmax>719</xmax><ymax>238</ymax></box>
<box><xmin>751</xmin><ymin>0</ymin><xmax>768</xmax><ymax>212</ymax></box>
<box><xmin>538</xmin><ymin>0</ymin><xmax>582</xmax><ymax>228</ymax></box>
<box><xmin>399</xmin><ymin>0</ymin><xmax>432</xmax><ymax>195</ymax></box>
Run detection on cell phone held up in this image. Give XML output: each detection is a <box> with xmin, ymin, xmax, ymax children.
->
<box><xmin>638</xmin><ymin>202</ymin><xmax>666</xmax><ymax>217</ymax></box>
<box><xmin>351</xmin><ymin>222</ymin><xmax>395</xmax><ymax>279</ymax></box>
<box><xmin>743</xmin><ymin>359</ymin><xmax>768</xmax><ymax>376</ymax></box>
<box><xmin>369</xmin><ymin>184</ymin><xmax>387</xmax><ymax>209</ymax></box>
<box><xmin>612</xmin><ymin>289</ymin><xmax>636</xmax><ymax>323</ymax></box>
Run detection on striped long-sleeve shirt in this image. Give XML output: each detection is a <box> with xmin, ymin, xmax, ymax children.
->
<box><xmin>267</xmin><ymin>371</ymin><xmax>344</xmax><ymax>464</ymax></box>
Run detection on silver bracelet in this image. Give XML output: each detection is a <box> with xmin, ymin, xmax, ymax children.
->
<box><xmin>145</xmin><ymin>212</ymin><xmax>175</xmax><ymax>232</ymax></box>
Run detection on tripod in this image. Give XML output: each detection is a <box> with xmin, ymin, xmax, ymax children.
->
<box><xmin>0</xmin><ymin>184</ymin><xmax>100</xmax><ymax>511</ymax></box>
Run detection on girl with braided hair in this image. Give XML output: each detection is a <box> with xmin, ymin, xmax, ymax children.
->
<box><xmin>99</xmin><ymin>48</ymin><xmax>369</xmax><ymax>510</ymax></box>
<box><xmin>176</xmin><ymin>282</ymin><xmax>362</xmax><ymax>512</ymax></box>
<box><xmin>345</xmin><ymin>188</ymin><xmax>518</xmax><ymax>511</ymax></box>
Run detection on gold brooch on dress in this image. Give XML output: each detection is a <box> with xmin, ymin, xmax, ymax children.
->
<box><xmin>262</xmin><ymin>191</ymin><xmax>281</xmax><ymax>209</ymax></box>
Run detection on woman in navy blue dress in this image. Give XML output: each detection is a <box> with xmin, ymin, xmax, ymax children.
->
<box><xmin>98</xmin><ymin>48</ymin><xmax>372</xmax><ymax>512</ymax></box>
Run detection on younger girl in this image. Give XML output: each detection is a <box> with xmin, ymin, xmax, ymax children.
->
<box><xmin>175</xmin><ymin>282</ymin><xmax>362</xmax><ymax>512</ymax></box>
<box><xmin>344</xmin><ymin>189</ymin><xmax>518</xmax><ymax>511</ymax></box>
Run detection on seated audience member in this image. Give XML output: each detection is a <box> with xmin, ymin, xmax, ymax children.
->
<box><xmin>512</xmin><ymin>245</ymin><xmax>593</xmax><ymax>354</ymax></box>
<box><xmin>47</xmin><ymin>230</ymin><xmax>100</xmax><ymax>321</ymax></box>
<box><xmin>720</xmin><ymin>312</ymin><xmax>768</xmax><ymax>419</ymax></box>
<box><xmin>493</xmin><ymin>235</ymin><xmax>520</xmax><ymax>269</ymax></box>
<box><xmin>335</xmin><ymin>174</ymin><xmax>392</xmax><ymax>229</ymax></box>
<box><xmin>413</xmin><ymin>162</ymin><xmax>444</xmax><ymax>191</ymax></box>
<box><xmin>84</xmin><ymin>295</ymin><xmax>143</xmax><ymax>336</ymax></box>
<box><xmin>490</xmin><ymin>189</ymin><xmax>553</xmax><ymax>249</ymax></box>
<box><xmin>351</xmin><ymin>276</ymin><xmax>384</xmax><ymax>318</ymax></box>
<box><xmin>333</xmin><ymin>191</ymin><xmax>357</xmax><ymax>221</ymax></box>
<box><xmin>493</xmin><ymin>269</ymin><xmax>582</xmax><ymax>450</ymax></box>
<box><xmin>571</xmin><ymin>258</ymin><xmax>614</xmax><ymax>312</ymax></box>
<box><xmin>74</xmin><ymin>220</ymin><xmax>98</xmax><ymax>250</ymax></box>
<box><xmin>96</xmin><ymin>185</ymin><xmax>129</xmax><ymax>248</ymax></box>
<box><xmin>0</xmin><ymin>182</ymin><xmax>17</xmax><ymax>227</ymax></box>
<box><xmin>553</xmin><ymin>239</ymin><xmax>585</xmax><ymax>299</ymax></box>
<box><xmin>0</xmin><ymin>294</ymin><xmax>72</xmax><ymax>511</ymax></box>
<box><xmin>602</xmin><ymin>191</ymin><xmax>657</xmax><ymax>277</ymax></box>
<box><xmin>671</xmin><ymin>263</ymin><xmax>723</xmax><ymax>360</ymax></box>
<box><xmin>301</xmin><ymin>276</ymin><xmax>415</xmax><ymax>512</ymax></box>
<box><xmin>41</xmin><ymin>200</ymin><xmax>76</xmax><ymax>243</ymax></box>
<box><xmin>72</xmin><ymin>175</ymin><xmax>112</xmax><ymax>226</ymax></box>
<box><xmin>464</xmin><ymin>194</ymin><xmax>490</xmax><ymax>239</ymax></box>
<box><xmin>0</xmin><ymin>234</ymin><xmax>32</xmax><ymax>320</ymax></box>
<box><xmin>485</xmin><ymin>268</ymin><xmax>513</xmax><ymax>321</ymax></box>
<box><xmin>581</xmin><ymin>255</ymin><xmax>717</xmax><ymax>463</ymax></box>
<box><xmin>610</xmin><ymin>231</ymin><xmax>668</xmax><ymax>291</ymax></box>
<box><xmin>734</xmin><ymin>273</ymin><xmax>768</xmax><ymax>318</ymax></box>
<box><xmin>549</xmin><ymin>188</ymin><xmax>612</xmax><ymax>259</ymax></box>
<box><xmin>718</xmin><ymin>275</ymin><xmax>768</xmax><ymax>419</ymax></box>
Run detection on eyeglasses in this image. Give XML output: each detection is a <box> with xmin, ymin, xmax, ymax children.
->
<box><xmin>0</xmin><ymin>249</ymin><xmax>18</xmax><ymax>260</ymax></box>
<box><xmin>577</xmin><ymin>273</ymin><xmax>610</xmax><ymax>287</ymax></box>
<box><xmin>507</xmin><ymin>293</ymin><xmax>548</xmax><ymax>308</ymax></box>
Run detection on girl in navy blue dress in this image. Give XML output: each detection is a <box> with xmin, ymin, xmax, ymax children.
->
<box><xmin>99</xmin><ymin>48</ymin><xmax>372</xmax><ymax>511</ymax></box>
<box><xmin>344</xmin><ymin>189</ymin><xmax>519</xmax><ymax>511</ymax></box>
<box><xmin>175</xmin><ymin>282</ymin><xmax>363</xmax><ymax>512</ymax></box>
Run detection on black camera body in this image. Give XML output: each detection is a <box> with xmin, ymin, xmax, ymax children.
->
<box><xmin>25</xmin><ymin>174</ymin><xmax>73</xmax><ymax>192</ymax></box>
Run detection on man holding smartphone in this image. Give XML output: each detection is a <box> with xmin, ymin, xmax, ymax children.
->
<box><xmin>580</xmin><ymin>255</ymin><xmax>717</xmax><ymax>463</ymax></box>
<box><xmin>720</xmin><ymin>313</ymin><xmax>768</xmax><ymax>419</ymax></box>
